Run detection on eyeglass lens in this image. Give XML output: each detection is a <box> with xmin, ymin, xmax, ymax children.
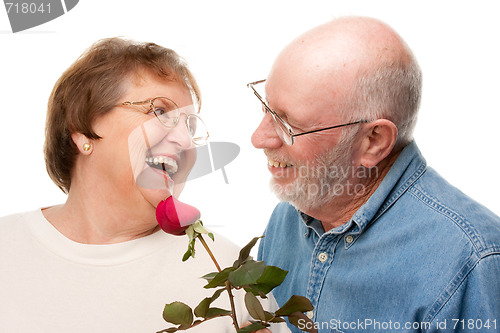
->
<box><xmin>152</xmin><ymin>98</ymin><xmax>208</xmax><ymax>145</ymax></box>
<box><xmin>252</xmin><ymin>83</ymin><xmax>293</xmax><ymax>145</ymax></box>
<box><xmin>268</xmin><ymin>111</ymin><xmax>293</xmax><ymax>145</ymax></box>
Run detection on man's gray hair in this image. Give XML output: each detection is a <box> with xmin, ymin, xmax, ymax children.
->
<box><xmin>343</xmin><ymin>54</ymin><xmax>423</xmax><ymax>149</ymax></box>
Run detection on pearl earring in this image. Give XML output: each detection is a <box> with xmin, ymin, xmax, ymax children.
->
<box><xmin>82</xmin><ymin>143</ymin><xmax>91</xmax><ymax>151</ymax></box>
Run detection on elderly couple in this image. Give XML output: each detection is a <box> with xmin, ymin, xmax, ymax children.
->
<box><xmin>1</xmin><ymin>16</ymin><xmax>499</xmax><ymax>333</ymax></box>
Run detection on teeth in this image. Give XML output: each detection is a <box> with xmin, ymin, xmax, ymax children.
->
<box><xmin>146</xmin><ymin>156</ymin><xmax>178</xmax><ymax>173</ymax></box>
<box><xmin>268</xmin><ymin>159</ymin><xmax>292</xmax><ymax>168</ymax></box>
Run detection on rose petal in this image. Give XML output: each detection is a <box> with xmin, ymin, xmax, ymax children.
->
<box><xmin>156</xmin><ymin>196</ymin><xmax>201</xmax><ymax>235</ymax></box>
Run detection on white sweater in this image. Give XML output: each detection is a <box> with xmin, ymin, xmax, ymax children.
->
<box><xmin>0</xmin><ymin>209</ymin><xmax>289</xmax><ymax>333</ymax></box>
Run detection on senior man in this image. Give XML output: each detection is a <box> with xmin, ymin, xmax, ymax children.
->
<box><xmin>249</xmin><ymin>16</ymin><xmax>500</xmax><ymax>332</ymax></box>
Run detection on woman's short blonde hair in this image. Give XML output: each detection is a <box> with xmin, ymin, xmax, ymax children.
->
<box><xmin>44</xmin><ymin>37</ymin><xmax>201</xmax><ymax>193</ymax></box>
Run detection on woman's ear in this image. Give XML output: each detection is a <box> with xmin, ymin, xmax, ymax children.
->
<box><xmin>358</xmin><ymin>119</ymin><xmax>398</xmax><ymax>168</ymax></box>
<box><xmin>71</xmin><ymin>132</ymin><xmax>93</xmax><ymax>155</ymax></box>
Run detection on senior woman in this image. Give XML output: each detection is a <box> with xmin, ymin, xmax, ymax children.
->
<box><xmin>0</xmin><ymin>38</ymin><xmax>284</xmax><ymax>332</ymax></box>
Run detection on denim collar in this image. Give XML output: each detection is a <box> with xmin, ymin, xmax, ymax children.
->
<box><xmin>299</xmin><ymin>141</ymin><xmax>427</xmax><ymax>240</ymax></box>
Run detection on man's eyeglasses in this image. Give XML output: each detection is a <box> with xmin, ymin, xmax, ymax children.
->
<box><xmin>247</xmin><ymin>79</ymin><xmax>369</xmax><ymax>145</ymax></box>
<box><xmin>117</xmin><ymin>97</ymin><xmax>209</xmax><ymax>146</ymax></box>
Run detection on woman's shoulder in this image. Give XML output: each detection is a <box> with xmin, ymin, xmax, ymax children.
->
<box><xmin>0</xmin><ymin>209</ymin><xmax>42</xmax><ymax>229</ymax></box>
<box><xmin>0</xmin><ymin>209</ymin><xmax>44</xmax><ymax>252</ymax></box>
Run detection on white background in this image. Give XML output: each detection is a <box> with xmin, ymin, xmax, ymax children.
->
<box><xmin>1</xmin><ymin>0</ymin><xmax>499</xmax><ymax>247</ymax></box>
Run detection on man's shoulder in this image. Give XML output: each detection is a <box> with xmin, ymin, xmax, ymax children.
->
<box><xmin>270</xmin><ymin>202</ymin><xmax>298</xmax><ymax>218</ymax></box>
<box><xmin>267</xmin><ymin>202</ymin><xmax>301</xmax><ymax>230</ymax></box>
<box><xmin>259</xmin><ymin>202</ymin><xmax>304</xmax><ymax>259</ymax></box>
<box><xmin>409</xmin><ymin>167</ymin><xmax>500</xmax><ymax>255</ymax></box>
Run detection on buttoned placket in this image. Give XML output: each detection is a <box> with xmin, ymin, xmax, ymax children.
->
<box><xmin>282</xmin><ymin>142</ymin><xmax>430</xmax><ymax>328</ymax></box>
<box><xmin>304</xmin><ymin>220</ymin><xmax>355</xmax><ymax>322</ymax></box>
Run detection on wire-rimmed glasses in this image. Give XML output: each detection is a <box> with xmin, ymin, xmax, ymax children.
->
<box><xmin>247</xmin><ymin>79</ymin><xmax>369</xmax><ymax>145</ymax></box>
<box><xmin>118</xmin><ymin>97</ymin><xmax>209</xmax><ymax>146</ymax></box>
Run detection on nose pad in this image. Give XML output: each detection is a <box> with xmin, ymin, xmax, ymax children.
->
<box><xmin>251</xmin><ymin>113</ymin><xmax>282</xmax><ymax>149</ymax></box>
<box><xmin>165</xmin><ymin>115</ymin><xmax>192</xmax><ymax>149</ymax></box>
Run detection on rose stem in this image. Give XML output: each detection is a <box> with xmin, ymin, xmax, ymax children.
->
<box><xmin>198</xmin><ymin>235</ymin><xmax>240</xmax><ymax>331</ymax></box>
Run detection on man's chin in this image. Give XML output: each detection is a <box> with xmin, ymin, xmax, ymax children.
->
<box><xmin>270</xmin><ymin>180</ymin><xmax>309</xmax><ymax>210</ymax></box>
<box><xmin>269</xmin><ymin>178</ymin><xmax>346</xmax><ymax>212</ymax></box>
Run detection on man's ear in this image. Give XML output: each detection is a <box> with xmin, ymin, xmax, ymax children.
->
<box><xmin>358</xmin><ymin>119</ymin><xmax>398</xmax><ymax>168</ymax></box>
<box><xmin>71</xmin><ymin>132</ymin><xmax>93</xmax><ymax>155</ymax></box>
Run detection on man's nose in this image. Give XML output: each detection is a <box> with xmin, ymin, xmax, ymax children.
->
<box><xmin>251</xmin><ymin>113</ymin><xmax>283</xmax><ymax>149</ymax></box>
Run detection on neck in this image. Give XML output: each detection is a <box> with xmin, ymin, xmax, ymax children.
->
<box><xmin>303</xmin><ymin>151</ymin><xmax>400</xmax><ymax>232</ymax></box>
<box><xmin>43</xmin><ymin>184</ymin><xmax>159</xmax><ymax>245</ymax></box>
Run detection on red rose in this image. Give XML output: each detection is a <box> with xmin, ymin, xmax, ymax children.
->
<box><xmin>156</xmin><ymin>196</ymin><xmax>201</xmax><ymax>235</ymax></box>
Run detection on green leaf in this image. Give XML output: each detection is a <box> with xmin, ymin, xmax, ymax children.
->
<box><xmin>252</xmin><ymin>265</ymin><xmax>288</xmax><ymax>294</ymax></box>
<box><xmin>201</xmin><ymin>272</ymin><xmax>218</xmax><ymax>282</ymax></box>
<box><xmin>182</xmin><ymin>239</ymin><xmax>196</xmax><ymax>262</ymax></box>
<box><xmin>156</xmin><ymin>327</ymin><xmax>179</xmax><ymax>333</ymax></box>
<box><xmin>275</xmin><ymin>295</ymin><xmax>314</xmax><ymax>316</ymax></box>
<box><xmin>192</xmin><ymin>221</ymin><xmax>210</xmax><ymax>235</ymax></box>
<box><xmin>243</xmin><ymin>285</ymin><xmax>268</xmax><ymax>298</ymax></box>
<box><xmin>270</xmin><ymin>316</ymin><xmax>286</xmax><ymax>323</ymax></box>
<box><xmin>228</xmin><ymin>260</ymin><xmax>266</xmax><ymax>287</ymax></box>
<box><xmin>193</xmin><ymin>287</ymin><xmax>226</xmax><ymax>318</ymax></box>
<box><xmin>244</xmin><ymin>291</ymin><xmax>266</xmax><ymax>321</ymax></box>
<box><xmin>238</xmin><ymin>237</ymin><xmax>263</xmax><ymax>263</ymax></box>
<box><xmin>205</xmin><ymin>307</ymin><xmax>232</xmax><ymax>319</ymax></box>
<box><xmin>185</xmin><ymin>225</ymin><xmax>195</xmax><ymax>242</ymax></box>
<box><xmin>263</xmin><ymin>310</ymin><xmax>276</xmax><ymax>321</ymax></box>
<box><xmin>287</xmin><ymin>312</ymin><xmax>318</xmax><ymax>333</ymax></box>
<box><xmin>162</xmin><ymin>302</ymin><xmax>193</xmax><ymax>326</ymax></box>
<box><xmin>237</xmin><ymin>321</ymin><xmax>268</xmax><ymax>333</ymax></box>
<box><xmin>182</xmin><ymin>247</ymin><xmax>193</xmax><ymax>262</ymax></box>
<box><xmin>177</xmin><ymin>324</ymin><xmax>194</xmax><ymax>330</ymax></box>
<box><xmin>209</xmin><ymin>288</ymin><xmax>225</xmax><ymax>303</ymax></box>
<box><xmin>208</xmin><ymin>233</ymin><xmax>215</xmax><ymax>241</ymax></box>
<box><xmin>204</xmin><ymin>267</ymin><xmax>236</xmax><ymax>288</ymax></box>
<box><xmin>193</xmin><ymin>297</ymin><xmax>211</xmax><ymax>318</ymax></box>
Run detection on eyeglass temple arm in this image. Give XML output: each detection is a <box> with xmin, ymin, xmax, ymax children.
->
<box><xmin>292</xmin><ymin>120</ymin><xmax>370</xmax><ymax>137</ymax></box>
<box><xmin>247</xmin><ymin>79</ymin><xmax>266</xmax><ymax>87</ymax></box>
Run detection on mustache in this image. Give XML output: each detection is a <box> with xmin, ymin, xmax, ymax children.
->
<box><xmin>263</xmin><ymin>149</ymin><xmax>290</xmax><ymax>162</ymax></box>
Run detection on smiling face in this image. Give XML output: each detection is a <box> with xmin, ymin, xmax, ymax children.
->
<box><xmin>91</xmin><ymin>71</ymin><xmax>196</xmax><ymax>211</ymax></box>
<box><xmin>251</xmin><ymin>73</ymin><xmax>358</xmax><ymax>211</ymax></box>
<box><xmin>251</xmin><ymin>24</ymin><xmax>365</xmax><ymax>211</ymax></box>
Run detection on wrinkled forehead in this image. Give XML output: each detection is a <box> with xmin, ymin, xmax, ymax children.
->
<box><xmin>265</xmin><ymin>58</ymin><xmax>354</xmax><ymax>124</ymax></box>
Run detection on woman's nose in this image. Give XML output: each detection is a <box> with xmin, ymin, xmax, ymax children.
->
<box><xmin>165</xmin><ymin>115</ymin><xmax>192</xmax><ymax>149</ymax></box>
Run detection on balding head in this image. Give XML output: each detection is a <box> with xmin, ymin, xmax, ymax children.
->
<box><xmin>267</xmin><ymin>16</ymin><xmax>422</xmax><ymax>148</ymax></box>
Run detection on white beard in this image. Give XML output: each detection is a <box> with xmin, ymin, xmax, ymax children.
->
<box><xmin>270</xmin><ymin>131</ymin><xmax>358</xmax><ymax>212</ymax></box>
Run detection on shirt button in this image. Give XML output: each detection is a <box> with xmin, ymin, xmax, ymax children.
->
<box><xmin>318</xmin><ymin>252</ymin><xmax>328</xmax><ymax>262</ymax></box>
<box><xmin>345</xmin><ymin>235</ymin><xmax>354</xmax><ymax>243</ymax></box>
<box><xmin>307</xmin><ymin>311</ymin><xmax>314</xmax><ymax>319</ymax></box>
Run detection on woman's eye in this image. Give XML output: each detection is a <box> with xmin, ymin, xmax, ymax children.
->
<box><xmin>152</xmin><ymin>107</ymin><xmax>166</xmax><ymax>116</ymax></box>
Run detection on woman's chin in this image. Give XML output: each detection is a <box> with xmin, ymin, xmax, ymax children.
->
<box><xmin>140</xmin><ymin>187</ymin><xmax>173</xmax><ymax>208</ymax></box>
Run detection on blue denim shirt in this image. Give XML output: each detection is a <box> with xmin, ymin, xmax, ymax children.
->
<box><xmin>258</xmin><ymin>141</ymin><xmax>500</xmax><ymax>333</ymax></box>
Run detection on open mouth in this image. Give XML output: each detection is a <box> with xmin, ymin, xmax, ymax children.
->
<box><xmin>145</xmin><ymin>156</ymin><xmax>178</xmax><ymax>178</ymax></box>
<box><xmin>268</xmin><ymin>159</ymin><xmax>293</xmax><ymax>168</ymax></box>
